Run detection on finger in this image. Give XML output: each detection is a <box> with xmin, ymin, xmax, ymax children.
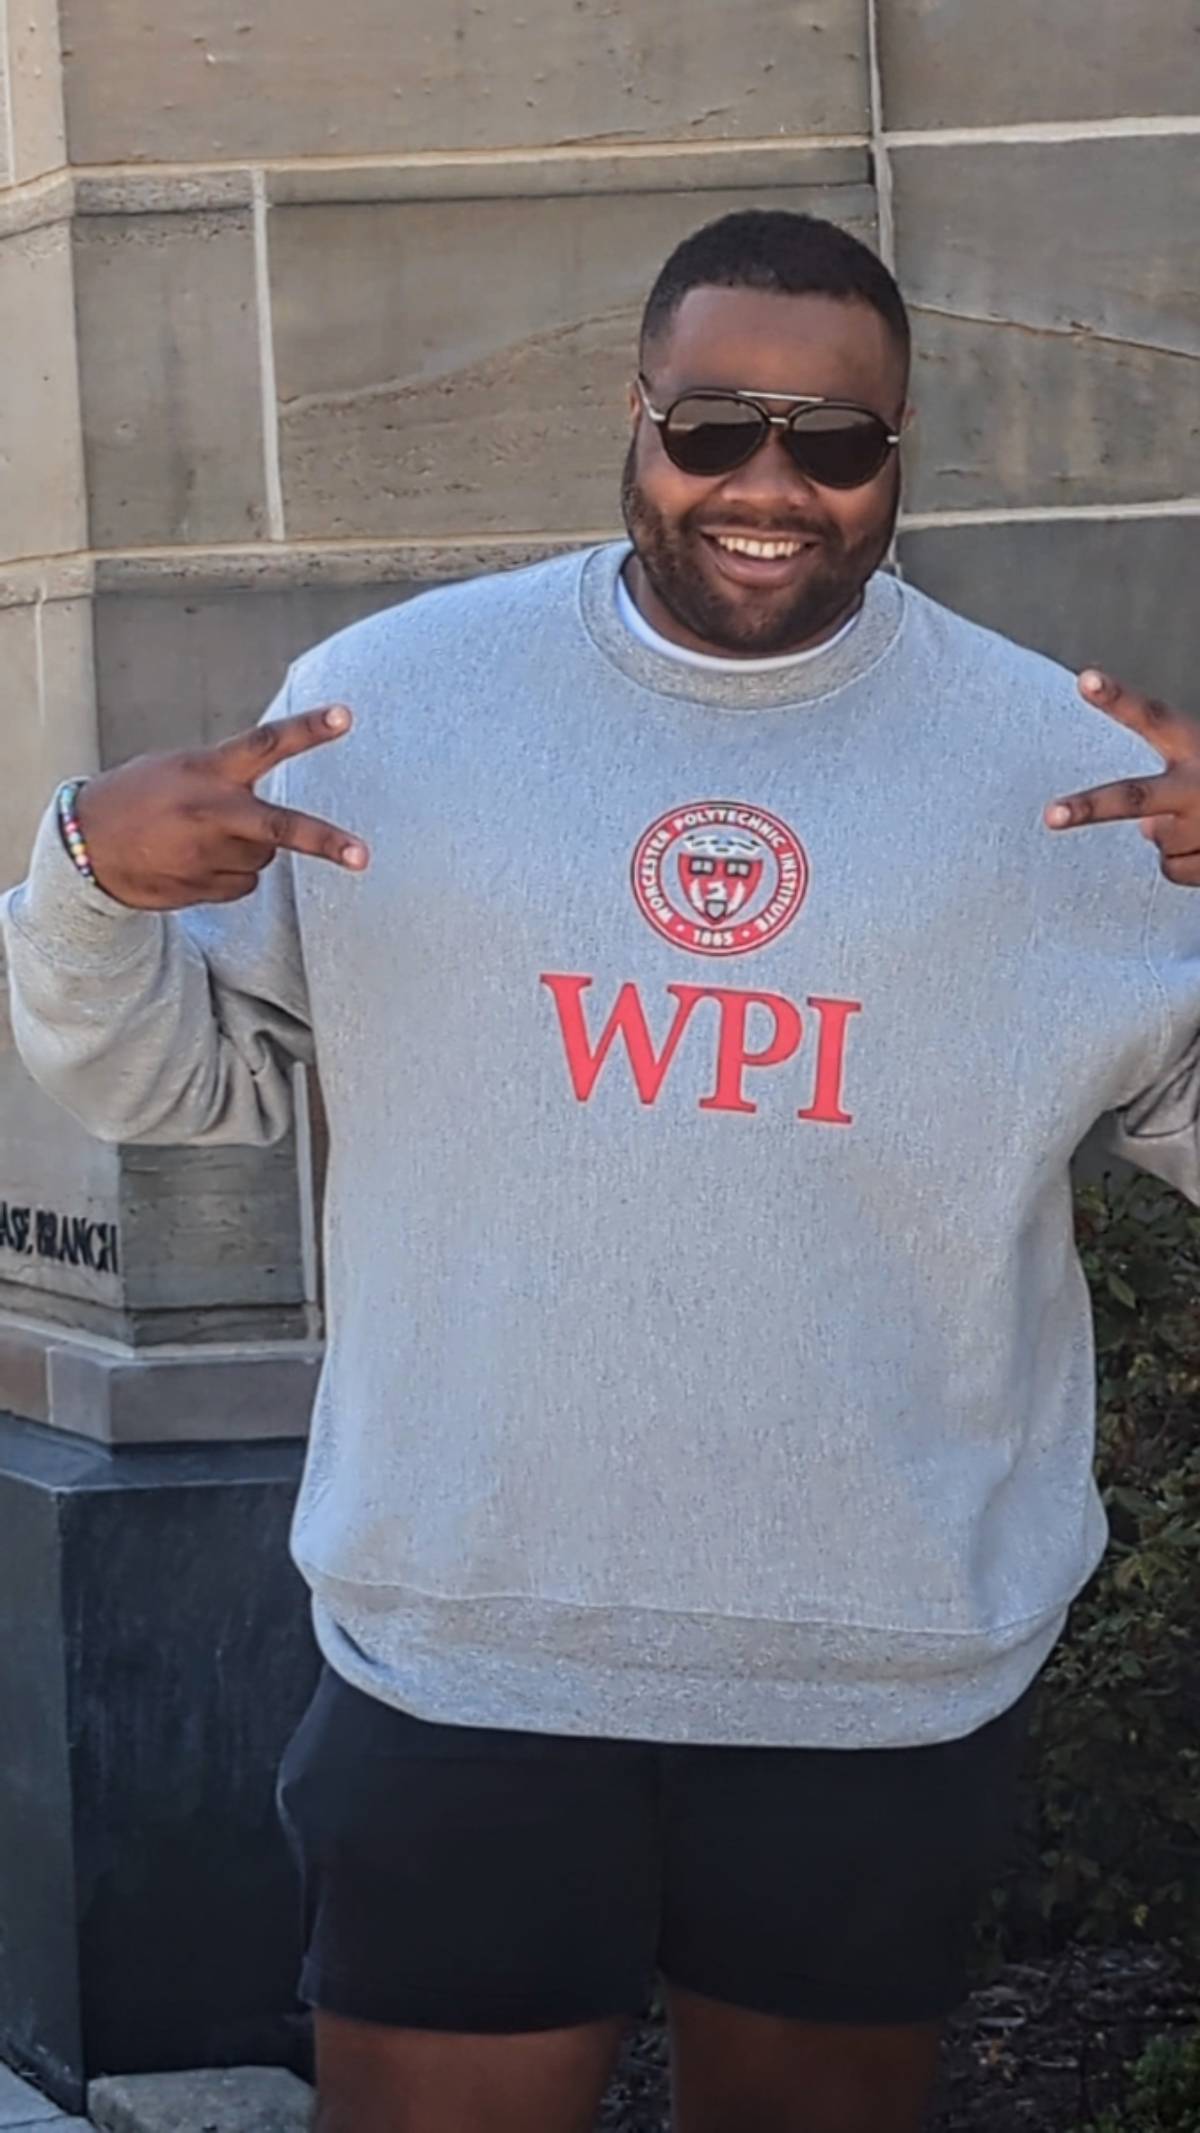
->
<box><xmin>1077</xmin><ymin>669</ymin><xmax>1197</xmax><ymax>765</ymax></box>
<box><xmin>199</xmin><ymin>872</ymin><xmax>263</xmax><ymax>904</ymax></box>
<box><xmin>1160</xmin><ymin>853</ymin><xmax>1200</xmax><ymax>888</ymax></box>
<box><xmin>199</xmin><ymin>797</ymin><xmax>369</xmax><ymax>873</ymax></box>
<box><xmin>1142</xmin><ymin>812</ymin><xmax>1200</xmax><ymax>859</ymax></box>
<box><xmin>252</xmin><ymin>797</ymin><xmax>370</xmax><ymax>871</ymax></box>
<box><xmin>134</xmin><ymin>870</ymin><xmax>263</xmax><ymax>909</ymax></box>
<box><xmin>196</xmin><ymin>805</ymin><xmax>296</xmax><ymax>871</ymax></box>
<box><xmin>213</xmin><ymin>705</ymin><xmax>355</xmax><ymax>786</ymax></box>
<box><xmin>1045</xmin><ymin>771</ymin><xmax>1179</xmax><ymax>831</ymax></box>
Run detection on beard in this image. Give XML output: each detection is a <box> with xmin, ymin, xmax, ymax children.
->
<box><xmin>620</xmin><ymin>442</ymin><xmax>900</xmax><ymax>657</ymax></box>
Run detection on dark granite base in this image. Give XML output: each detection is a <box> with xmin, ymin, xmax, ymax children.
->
<box><xmin>0</xmin><ymin>1413</ymin><xmax>320</xmax><ymax>2113</ymax></box>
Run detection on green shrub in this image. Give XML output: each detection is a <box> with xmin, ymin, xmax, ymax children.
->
<box><xmin>1082</xmin><ymin>2027</ymin><xmax>1200</xmax><ymax>2131</ymax></box>
<box><xmin>974</xmin><ymin>1176</ymin><xmax>1200</xmax><ymax>1978</ymax></box>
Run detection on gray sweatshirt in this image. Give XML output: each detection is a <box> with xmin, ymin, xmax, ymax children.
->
<box><xmin>6</xmin><ymin>543</ymin><xmax>1200</xmax><ymax>1748</ymax></box>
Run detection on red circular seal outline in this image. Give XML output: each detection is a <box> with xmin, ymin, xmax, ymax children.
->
<box><xmin>631</xmin><ymin>801</ymin><xmax>809</xmax><ymax>959</ymax></box>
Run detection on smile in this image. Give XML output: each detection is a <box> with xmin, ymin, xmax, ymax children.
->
<box><xmin>712</xmin><ymin>535</ymin><xmax>812</xmax><ymax>560</ymax></box>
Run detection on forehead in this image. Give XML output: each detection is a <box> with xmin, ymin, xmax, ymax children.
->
<box><xmin>647</xmin><ymin>285</ymin><xmax>905</xmax><ymax>411</ymax></box>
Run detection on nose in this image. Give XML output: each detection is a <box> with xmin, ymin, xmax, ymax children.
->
<box><xmin>717</xmin><ymin>426</ymin><xmax>821</xmax><ymax>513</ymax></box>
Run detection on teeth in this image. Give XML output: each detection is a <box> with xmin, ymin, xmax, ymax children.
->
<box><xmin>715</xmin><ymin>535</ymin><xmax>807</xmax><ymax>560</ymax></box>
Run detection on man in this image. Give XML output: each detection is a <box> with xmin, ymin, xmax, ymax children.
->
<box><xmin>5</xmin><ymin>209</ymin><xmax>1200</xmax><ymax>2133</ymax></box>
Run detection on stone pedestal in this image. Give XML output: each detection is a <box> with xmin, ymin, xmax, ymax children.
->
<box><xmin>0</xmin><ymin>978</ymin><xmax>322</xmax><ymax>1435</ymax></box>
<box><xmin>0</xmin><ymin>1414</ymin><xmax>319</xmax><ymax>2116</ymax></box>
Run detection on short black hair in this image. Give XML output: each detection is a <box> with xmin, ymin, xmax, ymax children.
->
<box><xmin>640</xmin><ymin>208</ymin><xmax>910</xmax><ymax>370</ymax></box>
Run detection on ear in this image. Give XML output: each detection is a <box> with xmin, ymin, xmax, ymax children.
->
<box><xmin>898</xmin><ymin>399</ymin><xmax>921</xmax><ymax>489</ymax></box>
<box><xmin>628</xmin><ymin>378</ymin><xmax>642</xmax><ymax>427</ymax></box>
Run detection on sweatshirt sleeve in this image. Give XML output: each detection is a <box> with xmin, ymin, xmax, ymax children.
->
<box><xmin>0</xmin><ymin>683</ymin><xmax>313</xmax><ymax>1150</ymax></box>
<box><xmin>1101</xmin><ymin>872</ymin><xmax>1200</xmax><ymax>1203</ymax></box>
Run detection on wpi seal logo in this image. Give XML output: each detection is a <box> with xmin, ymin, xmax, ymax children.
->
<box><xmin>631</xmin><ymin>802</ymin><xmax>808</xmax><ymax>958</ymax></box>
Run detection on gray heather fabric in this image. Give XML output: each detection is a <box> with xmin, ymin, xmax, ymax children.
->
<box><xmin>6</xmin><ymin>543</ymin><xmax>1200</xmax><ymax>1747</ymax></box>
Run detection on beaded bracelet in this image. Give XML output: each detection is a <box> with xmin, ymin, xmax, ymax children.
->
<box><xmin>56</xmin><ymin>779</ymin><xmax>96</xmax><ymax>884</ymax></box>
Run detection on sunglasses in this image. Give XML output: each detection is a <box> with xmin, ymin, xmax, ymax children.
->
<box><xmin>636</xmin><ymin>376</ymin><xmax>901</xmax><ymax>490</ymax></box>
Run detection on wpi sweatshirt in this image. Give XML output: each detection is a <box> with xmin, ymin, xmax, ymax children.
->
<box><xmin>6</xmin><ymin>544</ymin><xmax>1200</xmax><ymax>1748</ymax></box>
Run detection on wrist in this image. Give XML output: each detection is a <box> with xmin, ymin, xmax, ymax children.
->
<box><xmin>11</xmin><ymin>792</ymin><xmax>157</xmax><ymax>965</ymax></box>
<box><xmin>56</xmin><ymin>778</ymin><xmax>97</xmax><ymax>884</ymax></box>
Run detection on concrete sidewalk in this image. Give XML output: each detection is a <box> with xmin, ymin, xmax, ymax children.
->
<box><xmin>0</xmin><ymin>2064</ymin><xmax>88</xmax><ymax>2130</ymax></box>
<box><xmin>1</xmin><ymin>2066</ymin><xmax>313</xmax><ymax>2133</ymax></box>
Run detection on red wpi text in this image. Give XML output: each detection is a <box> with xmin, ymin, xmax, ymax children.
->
<box><xmin>540</xmin><ymin>976</ymin><xmax>861</xmax><ymax>1124</ymax></box>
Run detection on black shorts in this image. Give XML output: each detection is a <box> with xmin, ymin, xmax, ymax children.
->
<box><xmin>276</xmin><ymin>1664</ymin><xmax>1036</xmax><ymax>2034</ymax></box>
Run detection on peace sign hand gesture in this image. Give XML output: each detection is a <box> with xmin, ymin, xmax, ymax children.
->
<box><xmin>74</xmin><ymin>706</ymin><xmax>370</xmax><ymax>911</ymax></box>
<box><xmin>1046</xmin><ymin>671</ymin><xmax>1200</xmax><ymax>887</ymax></box>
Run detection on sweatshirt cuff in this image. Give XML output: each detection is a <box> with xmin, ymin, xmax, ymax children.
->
<box><xmin>5</xmin><ymin>795</ymin><xmax>161</xmax><ymax>968</ymax></box>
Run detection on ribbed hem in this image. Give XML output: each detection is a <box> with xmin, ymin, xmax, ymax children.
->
<box><xmin>4</xmin><ymin>797</ymin><xmax>160</xmax><ymax>970</ymax></box>
<box><xmin>303</xmin><ymin>1571</ymin><xmax>1085</xmax><ymax>1751</ymax></box>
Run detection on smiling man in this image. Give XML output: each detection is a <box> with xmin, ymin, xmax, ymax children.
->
<box><xmin>6</xmin><ymin>209</ymin><xmax>1200</xmax><ymax>2133</ymax></box>
<box><xmin>623</xmin><ymin>233</ymin><xmax>905</xmax><ymax>663</ymax></box>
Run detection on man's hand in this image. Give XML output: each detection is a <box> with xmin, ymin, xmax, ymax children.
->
<box><xmin>75</xmin><ymin>706</ymin><xmax>370</xmax><ymax>911</ymax></box>
<box><xmin>1046</xmin><ymin>671</ymin><xmax>1200</xmax><ymax>886</ymax></box>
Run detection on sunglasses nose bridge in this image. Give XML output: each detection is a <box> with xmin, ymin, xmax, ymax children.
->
<box><xmin>720</xmin><ymin>416</ymin><xmax>826</xmax><ymax>496</ymax></box>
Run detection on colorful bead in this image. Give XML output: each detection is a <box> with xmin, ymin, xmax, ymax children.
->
<box><xmin>57</xmin><ymin>779</ymin><xmax>96</xmax><ymax>882</ymax></box>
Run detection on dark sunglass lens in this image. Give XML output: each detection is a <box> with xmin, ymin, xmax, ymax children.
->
<box><xmin>662</xmin><ymin>396</ymin><xmax>765</xmax><ymax>476</ymax></box>
<box><xmin>785</xmin><ymin>407</ymin><xmax>891</xmax><ymax>489</ymax></box>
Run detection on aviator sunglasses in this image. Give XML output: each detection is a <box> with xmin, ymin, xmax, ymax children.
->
<box><xmin>636</xmin><ymin>376</ymin><xmax>902</xmax><ymax>491</ymax></box>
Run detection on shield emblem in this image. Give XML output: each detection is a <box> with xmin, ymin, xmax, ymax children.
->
<box><xmin>679</xmin><ymin>832</ymin><xmax>767</xmax><ymax>923</ymax></box>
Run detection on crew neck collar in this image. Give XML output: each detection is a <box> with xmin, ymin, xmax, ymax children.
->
<box><xmin>578</xmin><ymin>542</ymin><xmax>906</xmax><ymax>712</ymax></box>
<box><xmin>614</xmin><ymin>568</ymin><xmax>862</xmax><ymax>674</ymax></box>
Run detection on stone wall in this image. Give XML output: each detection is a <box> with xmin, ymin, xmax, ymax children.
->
<box><xmin>1</xmin><ymin>0</ymin><xmax>1198</xmax><ymax>1435</ymax></box>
